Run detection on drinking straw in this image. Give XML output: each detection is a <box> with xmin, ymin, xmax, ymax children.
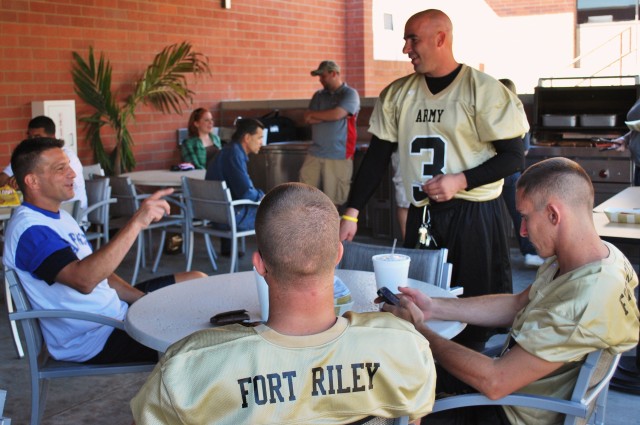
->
<box><xmin>391</xmin><ymin>238</ymin><xmax>397</xmax><ymax>255</ymax></box>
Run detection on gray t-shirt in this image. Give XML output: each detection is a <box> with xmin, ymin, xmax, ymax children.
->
<box><xmin>308</xmin><ymin>83</ymin><xmax>360</xmax><ymax>159</ymax></box>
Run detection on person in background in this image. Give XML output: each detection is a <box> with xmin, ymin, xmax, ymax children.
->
<box><xmin>206</xmin><ymin>118</ymin><xmax>265</xmax><ymax>256</ymax></box>
<box><xmin>3</xmin><ymin>137</ymin><xmax>206</xmax><ymax>364</ymax></box>
<box><xmin>131</xmin><ymin>182</ymin><xmax>436</xmax><ymax>425</ymax></box>
<box><xmin>383</xmin><ymin>158</ymin><xmax>639</xmax><ymax>425</ymax></box>
<box><xmin>301</xmin><ymin>60</ymin><xmax>360</xmax><ymax>209</ymax></box>
<box><xmin>181</xmin><ymin>107</ymin><xmax>222</xmax><ymax>169</ymax></box>
<box><xmin>498</xmin><ymin>78</ymin><xmax>544</xmax><ymax>268</ymax></box>
<box><xmin>340</xmin><ymin>9</ymin><xmax>529</xmax><ymax>350</ymax></box>
<box><xmin>614</xmin><ymin>97</ymin><xmax>640</xmax><ymax>185</ymax></box>
<box><xmin>0</xmin><ymin>115</ymin><xmax>87</xmax><ymax>210</ymax></box>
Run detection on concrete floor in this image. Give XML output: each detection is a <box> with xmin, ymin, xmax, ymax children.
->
<box><xmin>1</xmin><ymin>232</ymin><xmax>639</xmax><ymax>424</ymax></box>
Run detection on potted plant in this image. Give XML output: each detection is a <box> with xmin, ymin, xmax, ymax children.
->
<box><xmin>71</xmin><ymin>42</ymin><xmax>210</xmax><ymax>175</ymax></box>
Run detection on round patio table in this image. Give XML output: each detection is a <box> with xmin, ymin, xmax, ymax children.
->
<box><xmin>125</xmin><ymin>269</ymin><xmax>466</xmax><ymax>353</ymax></box>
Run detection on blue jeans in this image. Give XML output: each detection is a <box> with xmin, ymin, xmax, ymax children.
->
<box><xmin>502</xmin><ymin>172</ymin><xmax>537</xmax><ymax>256</ymax></box>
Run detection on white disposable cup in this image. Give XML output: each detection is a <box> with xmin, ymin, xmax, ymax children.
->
<box><xmin>253</xmin><ymin>268</ymin><xmax>269</xmax><ymax>322</ymax></box>
<box><xmin>372</xmin><ymin>253</ymin><xmax>411</xmax><ymax>292</ymax></box>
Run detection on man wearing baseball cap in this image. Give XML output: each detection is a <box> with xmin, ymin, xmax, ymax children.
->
<box><xmin>301</xmin><ymin>60</ymin><xmax>360</xmax><ymax>209</ymax></box>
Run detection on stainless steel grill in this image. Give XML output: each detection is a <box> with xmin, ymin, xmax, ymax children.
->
<box><xmin>527</xmin><ymin>77</ymin><xmax>638</xmax><ymax>205</ymax></box>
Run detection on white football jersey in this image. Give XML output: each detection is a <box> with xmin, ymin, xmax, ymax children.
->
<box><xmin>369</xmin><ymin>65</ymin><xmax>529</xmax><ymax>206</ymax></box>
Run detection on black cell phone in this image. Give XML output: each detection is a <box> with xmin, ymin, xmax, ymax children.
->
<box><xmin>210</xmin><ymin>309</ymin><xmax>250</xmax><ymax>326</ymax></box>
<box><xmin>377</xmin><ymin>287</ymin><xmax>400</xmax><ymax>305</ymax></box>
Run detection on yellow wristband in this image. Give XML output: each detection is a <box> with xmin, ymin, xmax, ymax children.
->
<box><xmin>341</xmin><ymin>215</ymin><xmax>358</xmax><ymax>223</ymax></box>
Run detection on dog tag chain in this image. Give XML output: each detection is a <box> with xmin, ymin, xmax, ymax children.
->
<box><xmin>418</xmin><ymin>206</ymin><xmax>437</xmax><ymax>248</ymax></box>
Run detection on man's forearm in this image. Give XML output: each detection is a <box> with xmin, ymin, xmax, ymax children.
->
<box><xmin>418</xmin><ymin>321</ymin><xmax>565</xmax><ymax>400</ymax></box>
<box><xmin>417</xmin><ymin>323</ymin><xmax>499</xmax><ymax>393</ymax></box>
<box><xmin>56</xmin><ymin>219</ymin><xmax>146</xmax><ymax>293</ymax></box>
<box><xmin>430</xmin><ymin>290</ymin><xmax>529</xmax><ymax>328</ymax></box>
<box><xmin>108</xmin><ymin>273</ymin><xmax>144</xmax><ymax>304</ymax></box>
<box><xmin>463</xmin><ymin>137</ymin><xmax>524</xmax><ymax>189</ymax></box>
<box><xmin>306</xmin><ymin>107</ymin><xmax>348</xmax><ymax>123</ymax></box>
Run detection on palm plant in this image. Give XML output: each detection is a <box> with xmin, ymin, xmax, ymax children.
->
<box><xmin>71</xmin><ymin>42</ymin><xmax>210</xmax><ymax>174</ymax></box>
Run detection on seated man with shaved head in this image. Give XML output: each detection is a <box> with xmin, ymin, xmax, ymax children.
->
<box><xmin>384</xmin><ymin>158</ymin><xmax>639</xmax><ymax>425</ymax></box>
<box><xmin>132</xmin><ymin>182</ymin><xmax>437</xmax><ymax>425</ymax></box>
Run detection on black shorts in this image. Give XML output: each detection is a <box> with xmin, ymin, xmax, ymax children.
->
<box><xmin>133</xmin><ymin>274</ymin><xmax>176</xmax><ymax>293</ymax></box>
<box><xmin>406</xmin><ymin>199</ymin><xmax>512</xmax><ymax>345</ymax></box>
<box><xmin>84</xmin><ymin>327</ymin><xmax>158</xmax><ymax>364</ymax></box>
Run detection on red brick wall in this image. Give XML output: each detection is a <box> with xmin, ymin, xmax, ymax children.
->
<box><xmin>0</xmin><ymin>0</ymin><xmax>574</xmax><ymax>171</ymax></box>
<box><xmin>0</xmin><ymin>0</ymin><xmax>369</xmax><ymax>170</ymax></box>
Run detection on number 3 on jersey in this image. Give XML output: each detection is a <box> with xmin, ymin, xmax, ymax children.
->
<box><xmin>410</xmin><ymin>136</ymin><xmax>445</xmax><ymax>202</ymax></box>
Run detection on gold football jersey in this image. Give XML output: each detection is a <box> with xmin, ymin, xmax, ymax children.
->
<box><xmin>369</xmin><ymin>65</ymin><xmax>529</xmax><ymax>206</ymax></box>
<box><xmin>131</xmin><ymin>313</ymin><xmax>436</xmax><ymax>425</ymax></box>
<box><xmin>504</xmin><ymin>241</ymin><xmax>639</xmax><ymax>425</ymax></box>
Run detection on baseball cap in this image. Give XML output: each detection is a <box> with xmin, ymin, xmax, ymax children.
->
<box><xmin>310</xmin><ymin>60</ymin><xmax>340</xmax><ymax>76</ymax></box>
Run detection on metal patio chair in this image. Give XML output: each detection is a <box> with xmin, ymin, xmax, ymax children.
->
<box><xmin>81</xmin><ymin>163</ymin><xmax>105</xmax><ymax>180</ymax></box>
<box><xmin>6</xmin><ymin>268</ymin><xmax>155</xmax><ymax>425</ymax></box>
<box><xmin>109</xmin><ymin>176</ymin><xmax>186</xmax><ymax>284</ymax></box>
<box><xmin>338</xmin><ymin>241</ymin><xmax>462</xmax><ymax>295</ymax></box>
<box><xmin>59</xmin><ymin>199</ymin><xmax>81</xmax><ymax>221</ymax></box>
<box><xmin>81</xmin><ymin>177</ymin><xmax>115</xmax><ymax>248</ymax></box>
<box><xmin>181</xmin><ymin>177</ymin><xmax>259</xmax><ymax>273</ymax></box>
<box><xmin>431</xmin><ymin>349</ymin><xmax>621</xmax><ymax>425</ymax></box>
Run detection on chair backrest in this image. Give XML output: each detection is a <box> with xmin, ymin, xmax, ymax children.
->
<box><xmin>82</xmin><ymin>163</ymin><xmax>105</xmax><ymax>179</ymax></box>
<box><xmin>570</xmin><ymin>349</ymin><xmax>619</xmax><ymax>425</ymax></box>
<box><xmin>177</xmin><ymin>128</ymin><xmax>189</xmax><ymax>146</ymax></box>
<box><xmin>60</xmin><ymin>200</ymin><xmax>81</xmax><ymax>222</ymax></box>
<box><xmin>6</xmin><ymin>269</ymin><xmax>46</xmax><ymax>364</ymax></box>
<box><xmin>339</xmin><ymin>241</ymin><xmax>450</xmax><ymax>289</ymax></box>
<box><xmin>110</xmin><ymin>176</ymin><xmax>139</xmax><ymax>218</ymax></box>
<box><xmin>181</xmin><ymin>177</ymin><xmax>235</xmax><ymax>227</ymax></box>
<box><xmin>84</xmin><ymin>177</ymin><xmax>111</xmax><ymax>224</ymax></box>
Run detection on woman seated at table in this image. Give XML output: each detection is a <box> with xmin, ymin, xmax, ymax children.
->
<box><xmin>181</xmin><ymin>107</ymin><xmax>222</xmax><ymax>169</ymax></box>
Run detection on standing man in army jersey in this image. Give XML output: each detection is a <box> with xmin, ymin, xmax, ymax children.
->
<box><xmin>301</xmin><ymin>60</ymin><xmax>360</xmax><ymax>208</ymax></box>
<box><xmin>340</xmin><ymin>9</ymin><xmax>529</xmax><ymax>349</ymax></box>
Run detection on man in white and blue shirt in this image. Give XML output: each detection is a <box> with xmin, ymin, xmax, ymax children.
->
<box><xmin>3</xmin><ymin>137</ymin><xmax>205</xmax><ymax>363</ymax></box>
